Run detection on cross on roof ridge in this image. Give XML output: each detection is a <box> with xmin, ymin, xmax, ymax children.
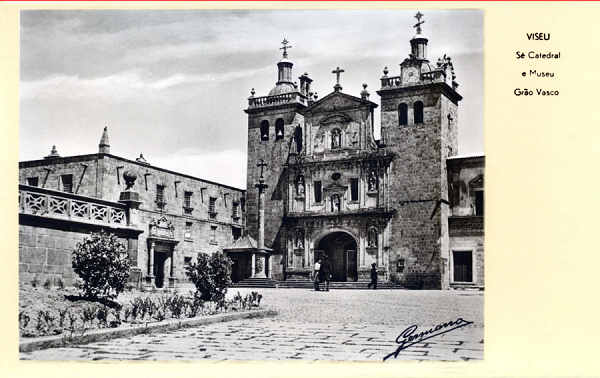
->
<box><xmin>332</xmin><ymin>66</ymin><xmax>345</xmax><ymax>92</ymax></box>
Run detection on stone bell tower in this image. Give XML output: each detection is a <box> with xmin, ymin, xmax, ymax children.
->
<box><xmin>377</xmin><ymin>12</ymin><xmax>462</xmax><ymax>289</ymax></box>
<box><xmin>244</xmin><ymin>39</ymin><xmax>310</xmax><ymax>280</ymax></box>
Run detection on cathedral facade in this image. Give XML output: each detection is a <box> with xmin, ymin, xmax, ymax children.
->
<box><xmin>244</xmin><ymin>15</ymin><xmax>484</xmax><ymax>289</ymax></box>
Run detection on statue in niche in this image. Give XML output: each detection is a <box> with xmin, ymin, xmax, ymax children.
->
<box><xmin>296</xmin><ymin>175</ymin><xmax>305</xmax><ymax>196</ymax></box>
<box><xmin>368</xmin><ymin>169</ymin><xmax>378</xmax><ymax>191</ymax></box>
<box><xmin>368</xmin><ymin>227</ymin><xmax>378</xmax><ymax>248</ymax></box>
<box><xmin>295</xmin><ymin>229</ymin><xmax>304</xmax><ymax>249</ymax></box>
<box><xmin>331</xmin><ymin>194</ymin><xmax>341</xmax><ymax>212</ymax></box>
<box><xmin>314</xmin><ymin>132</ymin><xmax>325</xmax><ymax>150</ymax></box>
<box><xmin>331</xmin><ymin>128</ymin><xmax>342</xmax><ymax>149</ymax></box>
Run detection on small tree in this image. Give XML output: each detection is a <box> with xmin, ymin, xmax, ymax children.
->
<box><xmin>72</xmin><ymin>230</ymin><xmax>130</xmax><ymax>300</ymax></box>
<box><xmin>185</xmin><ymin>252</ymin><xmax>232</xmax><ymax>301</ymax></box>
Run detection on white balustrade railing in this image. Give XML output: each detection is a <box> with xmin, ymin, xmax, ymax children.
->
<box><xmin>19</xmin><ymin>185</ymin><xmax>127</xmax><ymax>226</ymax></box>
<box><xmin>248</xmin><ymin>92</ymin><xmax>306</xmax><ymax>108</ymax></box>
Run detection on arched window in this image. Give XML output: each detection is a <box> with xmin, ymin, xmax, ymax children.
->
<box><xmin>275</xmin><ymin>118</ymin><xmax>284</xmax><ymax>141</ymax></box>
<box><xmin>398</xmin><ymin>103</ymin><xmax>408</xmax><ymax>126</ymax></box>
<box><xmin>331</xmin><ymin>128</ymin><xmax>342</xmax><ymax>149</ymax></box>
<box><xmin>413</xmin><ymin>101</ymin><xmax>424</xmax><ymax>124</ymax></box>
<box><xmin>260</xmin><ymin>120</ymin><xmax>269</xmax><ymax>141</ymax></box>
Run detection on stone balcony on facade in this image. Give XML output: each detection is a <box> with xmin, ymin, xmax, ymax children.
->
<box><xmin>19</xmin><ymin>184</ymin><xmax>138</xmax><ymax>232</ymax></box>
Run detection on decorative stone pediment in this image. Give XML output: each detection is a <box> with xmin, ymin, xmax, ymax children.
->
<box><xmin>149</xmin><ymin>216</ymin><xmax>175</xmax><ymax>239</ymax></box>
<box><xmin>308</xmin><ymin>92</ymin><xmax>372</xmax><ymax>113</ymax></box>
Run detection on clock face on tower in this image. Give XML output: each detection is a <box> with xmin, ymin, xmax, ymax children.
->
<box><xmin>403</xmin><ymin>66</ymin><xmax>420</xmax><ymax>84</ymax></box>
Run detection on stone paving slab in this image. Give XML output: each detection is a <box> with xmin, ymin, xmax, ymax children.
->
<box><xmin>20</xmin><ymin>288</ymin><xmax>483</xmax><ymax>361</ymax></box>
<box><xmin>21</xmin><ymin>319</ymin><xmax>483</xmax><ymax>361</ymax></box>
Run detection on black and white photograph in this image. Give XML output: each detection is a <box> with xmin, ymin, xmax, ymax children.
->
<box><xmin>18</xmin><ymin>9</ymin><xmax>484</xmax><ymax>361</ymax></box>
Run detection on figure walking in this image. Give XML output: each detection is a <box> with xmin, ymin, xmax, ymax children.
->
<box><xmin>367</xmin><ymin>263</ymin><xmax>378</xmax><ymax>289</ymax></box>
<box><xmin>313</xmin><ymin>258</ymin><xmax>322</xmax><ymax>291</ymax></box>
<box><xmin>321</xmin><ymin>255</ymin><xmax>332</xmax><ymax>291</ymax></box>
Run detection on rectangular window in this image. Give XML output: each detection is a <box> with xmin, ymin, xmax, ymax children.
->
<box><xmin>232</xmin><ymin>202</ymin><xmax>239</xmax><ymax>219</ymax></box>
<box><xmin>210</xmin><ymin>225</ymin><xmax>218</xmax><ymax>244</ymax></box>
<box><xmin>350</xmin><ymin>178</ymin><xmax>359</xmax><ymax>202</ymax></box>
<box><xmin>183</xmin><ymin>191</ymin><xmax>193</xmax><ymax>214</ymax></box>
<box><xmin>26</xmin><ymin>177</ymin><xmax>39</xmax><ymax>187</ymax></box>
<box><xmin>453</xmin><ymin>251</ymin><xmax>473</xmax><ymax>282</ymax></box>
<box><xmin>184</xmin><ymin>222</ymin><xmax>193</xmax><ymax>240</ymax></box>
<box><xmin>184</xmin><ymin>256</ymin><xmax>192</xmax><ymax>266</ymax></box>
<box><xmin>61</xmin><ymin>174</ymin><xmax>73</xmax><ymax>193</ymax></box>
<box><xmin>474</xmin><ymin>190</ymin><xmax>484</xmax><ymax>216</ymax></box>
<box><xmin>232</xmin><ymin>227</ymin><xmax>241</xmax><ymax>240</ymax></box>
<box><xmin>156</xmin><ymin>185</ymin><xmax>165</xmax><ymax>203</ymax></box>
<box><xmin>209</xmin><ymin>197</ymin><xmax>217</xmax><ymax>217</ymax></box>
<box><xmin>314</xmin><ymin>181</ymin><xmax>322</xmax><ymax>203</ymax></box>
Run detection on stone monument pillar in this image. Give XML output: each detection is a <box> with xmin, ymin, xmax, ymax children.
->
<box><xmin>254</xmin><ymin>159</ymin><xmax>269</xmax><ymax>279</ymax></box>
<box><xmin>118</xmin><ymin>170</ymin><xmax>143</xmax><ymax>289</ymax></box>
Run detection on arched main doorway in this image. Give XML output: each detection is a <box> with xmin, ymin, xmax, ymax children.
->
<box><xmin>316</xmin><ymin>232</ymin><xmax>358</xmax><ymax>282</ymax></box>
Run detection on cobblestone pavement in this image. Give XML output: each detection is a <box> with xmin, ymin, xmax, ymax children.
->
<box><xmin>21</xmin><ymin>288</ymin><xmax>483</xmax><ymax>361</ymax></box>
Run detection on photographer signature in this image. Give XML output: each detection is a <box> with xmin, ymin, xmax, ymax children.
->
<box><xmin>383</xmin><ymin>317</ymin><xmax>474</xmax><ymax>361</ymax></box>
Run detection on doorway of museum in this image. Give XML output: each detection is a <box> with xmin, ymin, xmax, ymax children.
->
<box><xmin>316</xmin><ymin>232</ymin><xmax>358</xmax><ymax>282</ymax></box>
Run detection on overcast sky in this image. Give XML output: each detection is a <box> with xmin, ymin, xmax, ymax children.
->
<box><xmin>20</xmin><ymin>10</ymin><xmax>483</xmax><ymax>189</ymax></box>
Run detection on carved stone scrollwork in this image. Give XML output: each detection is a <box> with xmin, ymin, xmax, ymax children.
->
<box><xmin>149</xmin><ymin>216</ymin><xmax>175</xmax><ymax>239</ymax></box>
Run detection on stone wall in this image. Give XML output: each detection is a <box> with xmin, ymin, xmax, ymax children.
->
<box><xmin>19</xmin><ymin>218</ymin><xmax>137</xmax><ymax>287</ymax></box>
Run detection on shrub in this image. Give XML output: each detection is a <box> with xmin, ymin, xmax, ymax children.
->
<box><xmin>185</xmin><ymin>252</ymin><xmax>232</xmax><ymax>302</ymax></box>
<box><xmin>72</xmin><ymin>230</ymin><xmax>130</xmax><ymax>300</ymax></box>
<box><xmin>43</xmin><ymin>278</ymin><xmax>52</xmax><ymax>289</ymax></box>
<box><xmin>30</xmin><ymin>276</ymin><xmax>39</xmax><ymax>288</ymax></box>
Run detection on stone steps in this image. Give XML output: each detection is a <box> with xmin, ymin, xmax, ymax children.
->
<box><xmin>231</xmin><ymin>279</ymin><xmax>403</xmax><ymax>290</ymax></box>
<box><xmin>230</xmin><ymin>277</ymin><xmax>278</xmax><ymax>288</ymax></box>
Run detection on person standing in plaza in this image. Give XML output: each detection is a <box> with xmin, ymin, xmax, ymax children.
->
<box><xmin>313</xmin><ymin>258</ymin><xmax>322</xmax><ymax>291</ymax></box>
<box><xmin>321</xmin><ymin>255</ymin><xmax>332</xmax><ymax>291</ymax></box>
<box><xmin>367</xmin><ymin>263</ymin><xmax>378</xmax><ymax>289</ymax></box>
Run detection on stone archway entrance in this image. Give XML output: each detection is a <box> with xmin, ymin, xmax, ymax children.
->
<box><xmin>316</xmin><ymin>232</ymin><xmax>358</xmax><ymax>282</ymax></box>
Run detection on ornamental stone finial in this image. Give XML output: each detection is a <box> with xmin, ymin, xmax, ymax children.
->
<box><xmin>123</xmin><ymin>169</ymin><xmax>137</xmax><ymax>190</ymax></box>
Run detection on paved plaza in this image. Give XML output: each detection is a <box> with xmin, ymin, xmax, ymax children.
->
<box><xmin>21</xmin><ymin>288</ymin><xmax>483</xmax><ymax>361</ymax></box>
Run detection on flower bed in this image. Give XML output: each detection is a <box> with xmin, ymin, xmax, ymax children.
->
<box><xmin>19</xmin><ymin>284</ymin><xmax>263</xmax><ymax>338</ymax></box>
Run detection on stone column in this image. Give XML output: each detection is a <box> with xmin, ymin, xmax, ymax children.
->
<box><xmin>254</xmin><ymin>170</ymin><xmax>269</xmax><ymax>279</ymax></box>
<box><xmin>144</xmin><ymin>240</ymin><xmax>155</xmax><ymax>290</ymax></box>
<box><xmin>168</xmin><ymin>250</ymin><xmax>176</xmax><ymax>288</ymax></box>
<box><xmin>148</xmin><ymin>241</ymin><xmax>155</xmax><ymax>277</ymax></box>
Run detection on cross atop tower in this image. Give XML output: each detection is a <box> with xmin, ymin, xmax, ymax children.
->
<box><xmin>280</xmin><ymin>38</ymin><xmax>293</xmax><ymax>58</ymax></box>
<box><xmin>414</xmin><ymin>11</ymin><xmax>425</xmax><ymax>35</ymax></box>
<box><xmin>332</xmin><ymin>66</ymin><xmax>345</xmax><ymax>92</ymax></box>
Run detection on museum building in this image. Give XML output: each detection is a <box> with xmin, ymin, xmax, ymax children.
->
<box><xmin>18</xmin><ymin>129</ymin><xmax>246</xmax><ymax>289</ymax></box>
